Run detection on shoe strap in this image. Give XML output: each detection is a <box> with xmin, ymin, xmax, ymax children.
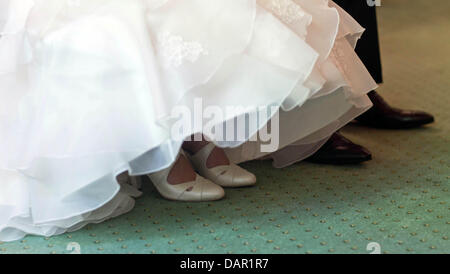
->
<box><xmin>187</xmin><ymin>142</ymin><xmax>216</xmax><ymax>170</ymax></box>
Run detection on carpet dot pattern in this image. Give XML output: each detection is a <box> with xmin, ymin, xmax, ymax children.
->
<box><xmin>1</xmin><ymin>0</ymin><xmax>449</xmax><ymax>254</ymax></box>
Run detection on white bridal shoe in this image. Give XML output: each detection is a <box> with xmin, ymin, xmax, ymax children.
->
<box><xmin>186</xmin><ymin>143</ymin><xmax>257</xmax><ymax>187</ymax></box>
<box><xmin>147</xmin><ymin>152</ymin><xmax>225</xmax><ymax>202</ymax></box>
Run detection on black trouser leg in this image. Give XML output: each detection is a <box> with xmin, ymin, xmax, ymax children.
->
<box><xmin>333</xmin><ymin>0</ymin><xmax>383</xmax><ymax>83</ymax></box>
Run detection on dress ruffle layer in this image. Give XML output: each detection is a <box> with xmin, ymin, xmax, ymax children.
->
<box><xmin>0</xmin><ymin>0</ymin><xmax>376</xmax><ymax>241</ymax></box>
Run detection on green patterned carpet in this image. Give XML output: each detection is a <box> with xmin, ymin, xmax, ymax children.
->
<box><xmin>1</xmin><ymin>0</ymin><xmax>449</xmax><ymax>254</ymax></box>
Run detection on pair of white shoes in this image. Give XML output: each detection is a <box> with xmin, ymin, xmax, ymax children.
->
<box><xmin>147</xmin><ymin>143</ymin><xmax>256</xmax><ymax>202</ymax></box>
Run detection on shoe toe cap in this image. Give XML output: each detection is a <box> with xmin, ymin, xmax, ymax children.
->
<box><xmin>198</xmin><ymin>178</ymin><xmax>225</xmax><ymax>201</ymax></box>
<box><xmin>334</xmin><ymin>145</ymin><xmax>372</xmax><ymax>162</ymax></box>
<box><xmin>231</xmin><ymin>169</ymin><xmax>257</xmax><ymax>187</ymax></box>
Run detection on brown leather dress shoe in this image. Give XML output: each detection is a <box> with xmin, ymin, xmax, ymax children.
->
<box><xmin>306</xmin><ymin>132</ymin><xmax>372</xmax><ymax>165</ymax></box>
<box><xmin>356</xmin><ymin>91</ymin><xmax>435</xmax><ymax>129</ymax></box>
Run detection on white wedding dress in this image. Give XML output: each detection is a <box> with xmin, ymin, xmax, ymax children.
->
<box><xmin>0</xmin><ymin>0</ymin><xmax>377</xmax><ymax>241</ymax></box>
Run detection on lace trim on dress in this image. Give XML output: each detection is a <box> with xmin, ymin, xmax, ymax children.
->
<box><xmin>157</xmin><ymin>31</ymin><xmax>209</xmax><ymax>69</ymax></box>
<box><xmin>266</xmin><ymin>0</ymin><xmax>307</xmax><ymax>25</ymax></box>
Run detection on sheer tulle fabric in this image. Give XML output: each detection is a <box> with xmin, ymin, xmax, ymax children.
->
<box><xmin>0</xmin><ymin>0</ymin><xmax>376</xmax><ymax>241</ymax></box>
